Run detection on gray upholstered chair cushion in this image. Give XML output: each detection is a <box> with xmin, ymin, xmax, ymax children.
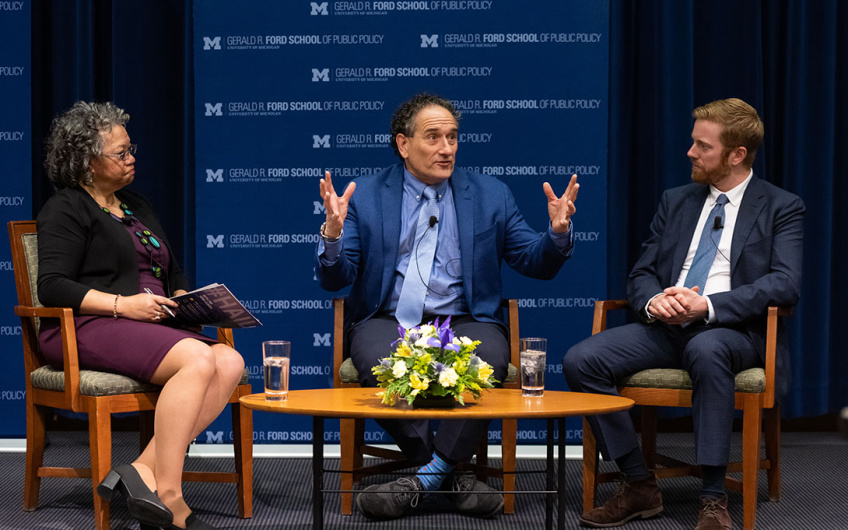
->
<box><xmin>621</xmin><ymin>367</ymin><xmax>766</xmax><ymax>394</ymax></box>
<box><xmin>31</xmin><ymin>366</ymin><xmax>250</xmax><ymax>396</ymax></box>
<box><xmin>339</xmin><ymin>358</ymin><xmax>518</xmax><ymax>385</ymax></box>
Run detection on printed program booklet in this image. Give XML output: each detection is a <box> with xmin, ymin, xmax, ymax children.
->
<box><xmin>170</xmin><ymin>284</ymin><xmax>261</xmax><ymax>328</ymax></box>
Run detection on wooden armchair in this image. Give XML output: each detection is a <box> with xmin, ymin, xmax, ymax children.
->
<box><xmin>8</xmin><ymin>220</ymin><xmax>254</xmax><ymax>530</ymax></box>
<box><xmin>332</xmin><ymin>297</ymin><xmax>521</xmax><ymax>515</ymax></box>
<box><xmin>582</xmin><ymin>299</ymin><xmax>788</xmax><ymax>530</ymax></box>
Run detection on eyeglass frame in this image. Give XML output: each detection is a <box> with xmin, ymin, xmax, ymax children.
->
<box><xmin>101</xmin><ymin>144</ymin><xmax>137</xmax><ymax>162</ymax></box>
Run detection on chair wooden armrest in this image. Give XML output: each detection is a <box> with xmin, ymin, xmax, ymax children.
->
<box><xmin>15</xmin><ymin>304</ymin><xmax>84</xmax><ymax>411</ymax></box>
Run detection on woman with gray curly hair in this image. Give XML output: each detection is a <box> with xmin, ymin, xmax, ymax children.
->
<box><xmin>36</xmin><ymin>101</ymin><xmax>243</xmax><ymax>530</ymax></box>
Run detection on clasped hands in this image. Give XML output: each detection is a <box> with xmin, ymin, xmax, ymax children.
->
<box><xmin>319</xmin><ymin>170</ymin><xmax>580</xmax><ymax>238</ymax></box>
<box><xmin>648</xmin><ymin>286</ymin><xmax>709</xmax><ymax>325</ymax></box>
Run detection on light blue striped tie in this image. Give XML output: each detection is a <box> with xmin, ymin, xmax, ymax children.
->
<box><xmin>396</xmin><ymin>186</ymin><xmax>439</xmax><ymax>330</ymax></box>
<box><xmin>684</xmin><ymin>194</ymin><xmax>729</xmax><ymax>290</ymax></box>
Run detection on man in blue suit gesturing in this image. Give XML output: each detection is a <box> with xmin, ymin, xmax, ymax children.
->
<box><xmin>564</xmin><ymin>98</ymin><xmax>804</xmax><ymax>530</ymax></box>
<box><xmin>316</xmin><ymin>93</ymin><xmax>579</xmax><ymax>520</ymax></box>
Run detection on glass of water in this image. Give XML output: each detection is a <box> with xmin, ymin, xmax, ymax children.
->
<box><xmin>519</xmin><ymin>337</ymin><xmax>547</xmax><ymax>397</ymax></box>
<box><xmin>263</xmin><ymin>340</ymin><xmax>291</xmax><ymax>401</ymax></box>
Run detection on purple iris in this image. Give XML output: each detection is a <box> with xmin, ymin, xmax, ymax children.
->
<box><xmin>444</xmin><ymin>343</ymin><xmax>460</xmax><ymax>353</ymax></box>
<box><xmin>426</xmin><ymin>337</ymin><xmax>442</xmax><ymax>348</ymax></box>
<box><xmin>437</xmin><ymin>316</ymin><xmax>454</xmax><ymax>346</ymax></box>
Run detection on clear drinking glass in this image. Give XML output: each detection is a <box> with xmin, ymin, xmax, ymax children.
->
<box><xmin>519</xmin><ymin>337</ymin><xmax>547</xmax><ymax>397</ymax></box>
<box><xmin>263</xmin><ymin>340</ymin><xmax>291</xmax><ymax>401</ymax></box>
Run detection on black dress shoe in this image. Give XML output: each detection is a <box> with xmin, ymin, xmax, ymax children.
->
<box><xmin>97</xmin><ymin>464</ymin><xmax>173</xmax><ymax>527</ymax></box>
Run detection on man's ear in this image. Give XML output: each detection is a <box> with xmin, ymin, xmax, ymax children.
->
<box><xmin>396</xmin><ymin>134</ymin><xmax>409</xmax><ymax>159</ymax></box>
<box><xmin>728</xmin><ymin>146</ymin><xmax>747</xmax><ymax>167</ymax></box>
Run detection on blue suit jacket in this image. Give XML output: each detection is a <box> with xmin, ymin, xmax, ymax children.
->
<box><xmin>316</xmin><ymin>163</ymin><xmax>573</xmax><ymax>329</ymax></box>
<box><xmin>627</xmin><ymin>175</ymin><xmax>805</xmax><ymax>396</ymax></box>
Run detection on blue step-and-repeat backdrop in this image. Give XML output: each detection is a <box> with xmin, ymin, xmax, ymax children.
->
<box><xmin>194</xmin><ymin>1</ymin><xmax>609</xmax><ymax>446</ymax></box>
<box><xmin>0</xmin><ymin>1</ymin><xmax>31</xmax><ymax>433</ymax></box>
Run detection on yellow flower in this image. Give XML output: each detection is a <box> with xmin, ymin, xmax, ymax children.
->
<box><xmin>410</xmin><ymin>373</ymin><xmax>430</xmax><ymax>391</ymax></box>
<box><xmin>377</xmin><ymin>391</ymin><xmax>395</xmax><ymax>406</ymax></box>
<box><xmin>454</xmin><ymin>358</ymin><xmax>468</xmax><ymax>375</ymax></box>
<box><xmin>413</xmin><ymin>353</ymin><xmax>432</xmax><ymax>372</ymax></box>
<box><xmin>478</xmin><ymin>362</ymin><xmax>494</xmax><ymax>382</ymax></box>
<box><xmin>396</xmin><ymin>343</ymin><xmax>413</xmax><ymax>358</ymax></box>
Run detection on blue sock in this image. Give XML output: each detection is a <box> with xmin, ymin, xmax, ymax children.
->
<box><xmin>416</xmin><ymin>452</ymin><xmax>454</xmax><ymax>491</ymax></box>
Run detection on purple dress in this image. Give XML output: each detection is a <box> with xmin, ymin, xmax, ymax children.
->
<box><xmin>38</xmin><ymin>218</ymin><xmax>216</xmax><ymax>381</ymax></box>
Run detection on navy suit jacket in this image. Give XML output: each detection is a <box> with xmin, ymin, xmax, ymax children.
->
<box><xmin>316</xmin><ymin>163</ymin><xmax>573</xmax><ymax>330</ymax></box>
<box><xmin>627</xmin><ymin>175</ymin><xmax>805</xmax><ymax>396</ymax></box>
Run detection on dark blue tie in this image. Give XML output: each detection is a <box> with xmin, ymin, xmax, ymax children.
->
<box><xmin>396</xmin><ymin>186</ymin><xmax>439</xmax><ymax>329</ymax></box>
<box><xmin>684</xmin><ymin>193</ymin><xmax>729</xmax><ymax>290</ymax></box>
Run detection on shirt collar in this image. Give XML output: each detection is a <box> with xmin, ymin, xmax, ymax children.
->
<box><xmin>403</xmin><ymin>167</ymin><xmax>449</xmax><ymax>201</ymax></box>
<box><xmin>709</xmin><ymin>169</ymin><xmax>753</xmax><ymax>207</ymax></box>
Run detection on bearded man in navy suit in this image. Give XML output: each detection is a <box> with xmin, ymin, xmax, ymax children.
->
<box><xmin>564</xmin><ymin>98</ymin><xmax>804</xmax><ymax>530</ymax></box>
<box><xmin>316</xmin><ymin>93</ymin><xmax>579</xmax><ymax>521</ymax></box>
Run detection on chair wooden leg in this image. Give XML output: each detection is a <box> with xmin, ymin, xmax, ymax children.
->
<box><xmin>89</xmin><ymin>399</ymin><xmax>113</xmax><ymax>530</ymax></box>
<box><xmin>741</xmin><ymin>395</ymin><xmax>762</xmax><ymax>530</ymax></box>
<box><xmin>582</xmin><ymin>417</ymin><xmax>598</xmax><ymax>514</ymax></box>
<box><xmin>232</xmin><ymin>391</ymin><xmax>254</xmax><ymax>518</ymax></box>
<box><xmin>23</xmin><ymin>399</ymin><xmax>46</xmax><ymax>511</ymax></box>
<box><xmin>339</xmin><ymin>418</ymin><xmax>358</xmax><ymax>515</ymax></box>
<box><xmin>764</xmin><ymin>405</ymin><xmax>780</xmax><ymax>502</ymax></box>
<box><xmin>139</xmin><ymin>410</ymin><xmax>155</xmax><ymax>453</ymax></box>
<box><xmin>476</xmin><ymin>434</ymin><xmax>489</xmax><ymax>468</ymax></box>
<box><xmin>640</xmin><ymin>406</ymin><xmax>658</xmax><ymax>469</ymax></box>
<box><xmin>501</xmin><ymin>418</ymin><xmax>517</xmax><ymax>514</ymax></box>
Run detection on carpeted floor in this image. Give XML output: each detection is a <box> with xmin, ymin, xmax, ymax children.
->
<box><xmin>0</xmin><ymin>431</ymin><xmax>846</xmax><ymax>529</ymax></box>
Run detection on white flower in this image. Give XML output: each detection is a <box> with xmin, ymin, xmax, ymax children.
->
<box><xmin>460</xmin><ymin>336</ymin><xmax>474</xmax><ymax>346</ymax></box>
<box><xmin>392</xmin><ymin>361</ymin><xmax>407</xmax><ymax>378</ymax></box>
<box><xmin>414</xmin><ymin>336</ymin><xmax>431</xmax><ymax>348</ymax></box>
<box><xmin>439</xmin><ymin>367</ymin><xmax>459</xmax><ymax>387</ymax></box>
<box><xmin>418</xmin><ymin>324</ymin><xmax>435</xmax><ymax>336</ymax></box>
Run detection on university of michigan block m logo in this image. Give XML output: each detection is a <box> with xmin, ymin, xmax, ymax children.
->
<box><xmin>310</xmin><ymin>2</ymin><xmax>329</xmax><ymax>15</ymax></box>
<box><xmin>205</xmin><ymin>431</ymin><xmax>225</xmax><ymax>444</ymax></box>
<box><xmin>313</xmin><ymin>333</ymin><xmax>331</xmax><ymax>347</ymax></box>
<box><xmin>420</xmin><ymin>34</ymin><xmax>439</xmax><ymax>48</ymax></box>
<box><xmin>206</xmin><ymin>169</ymin><xmax>224</xmax><ymax>183</ymax></box>
<box><xmin>206</xmin><ymin>234</ymin><xmax>225</xmax><ymax>248</ymax></box>
<box><xmin>312</xmin><ymin>68</ymin><xmax>330</xmax><ymax>82</ymax></box>
<box><xmin>205</xmin><ymin>102</ymin><xmax>223</xmax><ymax>116</ymax></box>
<box><xmin>312</xmin><ymin>134</ymin><xmax>331</xmax><ymax>148</ymax></box>
<box><xmin>203</xmin><ymin>36</ymin><xmax>221</xmax><ymax>50</ymax></box>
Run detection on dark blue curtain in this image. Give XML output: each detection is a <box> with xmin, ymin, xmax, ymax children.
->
<box><xmin>609</xmin><ymin>0</ymin><xmax>847</xmax><ymax>418</ymax></box>
<box><xmin>31</xmin><ymin>0</ymin><xmax>195</xmax><ymax>284</ymax></box>
<box><xmin>31</xmin><ymin>0</ymin><xmax>846</xmax><ymax>418</ymax></box>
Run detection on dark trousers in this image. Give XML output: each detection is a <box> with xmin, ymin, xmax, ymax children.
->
<box><xmin>350</xmin><ymin>314</ymin><xmax>509</xmax><ymax>464</ymax></box>
<box><xmin>563</xmin><ymin>322</ymin><xmax>760</xmax><ymax>466</ymax></box>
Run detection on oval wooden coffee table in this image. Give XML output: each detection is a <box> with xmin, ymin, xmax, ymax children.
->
<box><xmin>241</xmin><ymin>387</ymin><xmax>633</xmax><ymax>529</ymax></box>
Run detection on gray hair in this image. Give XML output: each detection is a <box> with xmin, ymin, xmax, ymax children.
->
<box><xmin>390</xmin><ymin>93</ymin><xmax>460</xmax><ymax>160</ymax></box>
<box><xmin>44</xmin><ymin>101</ymin><xmax>130</xmax><ymax>189</ymax></box>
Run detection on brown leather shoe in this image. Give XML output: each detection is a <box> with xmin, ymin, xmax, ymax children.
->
<box><xmin>580</xmin><ymin>473</ymin><xmax>663</xmax><ymax>527</ymax></box>
<box><xmin>694</xmin><ymin>495</ymin><xmax>732</xmax><ymax>529</ymax></box>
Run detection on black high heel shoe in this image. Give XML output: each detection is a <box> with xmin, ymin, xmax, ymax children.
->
<box><xmin>97</xmin><ymin>464</ymin><xmax>173</xmax><ymax>527</ymax></box>
<box><xmin>138</xmin><ymin>513</ymin><xmax>218</xmax><ymax>530</ymax></box>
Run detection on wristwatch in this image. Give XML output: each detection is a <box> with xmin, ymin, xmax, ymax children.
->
<box><xmin>320</xmin><ymin>222</ymin><xmax>342</xmax><ymax>242</ymax></box>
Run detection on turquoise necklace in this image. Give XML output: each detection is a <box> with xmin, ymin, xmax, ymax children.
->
<box><xmin>101</xmin><ymin>202</ymin><xmax>164</xmax><ymax>278</ymax></box>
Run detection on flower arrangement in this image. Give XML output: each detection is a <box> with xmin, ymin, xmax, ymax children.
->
<box><xmin>372</xmin><ymin>317</ymin><xmax>498</xmax><ymax>406</ymax></box>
